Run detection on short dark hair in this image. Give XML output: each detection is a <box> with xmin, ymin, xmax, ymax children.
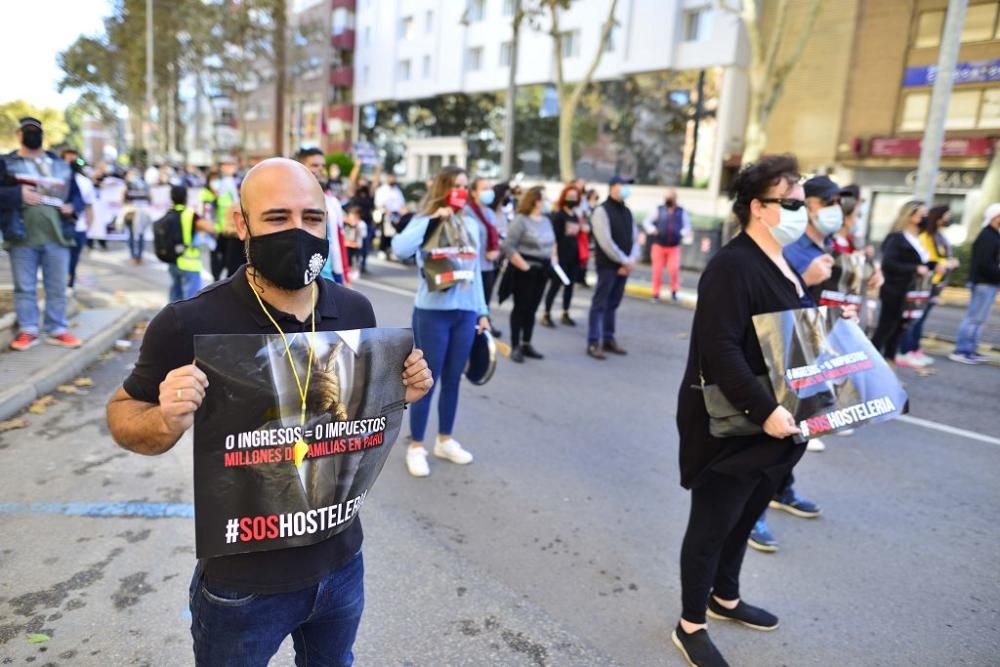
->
<box><xmin>170</xmin><ymin>185</ymin><xmax>187</xmax><ymax>206</ymax></box>
<box><xmin>295</xmin><ymin>147</ymin><xmax>325</xmax><ymax>162</ymax></box>
<box><xmin>729</xmin><ymin>154</ymin><xmax>801</xmax><ymax>227</ymax></box>
<box><xmin>345</xmin><ymin>205</ymin><xmax>363</xmax><ymax>218</ymax></box>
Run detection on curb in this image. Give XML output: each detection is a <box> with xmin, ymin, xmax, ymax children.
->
<box><xmin>0</xmin><ymin>307</ymin><xmax>143</xmax><ymax>421</ymax></box>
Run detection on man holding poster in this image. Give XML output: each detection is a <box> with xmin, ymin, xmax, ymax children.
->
<box><xmin>106</xmin><ymin>158</ymin><xmax>433</xmax><ymax>667</ymax></box>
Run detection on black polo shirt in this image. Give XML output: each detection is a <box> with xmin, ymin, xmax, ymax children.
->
<box><xmin>123</xmin><ymin>266</ymin><xmax>376</xmax><ymax>593</ymax></box>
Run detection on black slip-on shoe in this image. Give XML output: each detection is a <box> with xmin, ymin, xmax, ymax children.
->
<box><xmin>540</xmin><ymin>313</ymin><xmax>556</xmax><ymax>328</ymax></box>
<box><xmin>586</xmin><ymin>344</ymin><xmax>607</xmax><ymax>360</ymax></box>
<box><xmin>671</xmin><ymin>624</ymin><xmax>730</xmax><ymax>667</ymax></box>
<box><xmin>510</xmin><ymin>346</ymin><xmax>525</xmax><ymax>363</ymax></box>
<box><xmin>706</xmin><ymin>598</ymin><xmax>780</xmax><ymax>631</ymax></box>
<box><xmin>521</xmin><ymin>344</ymin><xmax>544</xmax><ymax>359</ymax></box>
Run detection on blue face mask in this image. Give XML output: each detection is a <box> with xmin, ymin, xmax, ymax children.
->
<box><xmin>815</xmin><ymin>205</ymin><xmax>844</xmax><ymax>235</ymax></box>
<box><xmin>619</xmin><ymin>185</ymin><xmax>631</xmax><ymax>199</ymax></box>
<box><xmin>770</xmin><ymin>206</ymin><xmax>809</xmax><ymax>247</ymax></box>
<box><xmin>479</xmin><ymin>189</ymin><xmax>495</xmax><ymax>206</ymax></box>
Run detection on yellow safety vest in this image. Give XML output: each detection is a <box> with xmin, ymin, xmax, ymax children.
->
<box><xmin>216</xmin><ymin>190</ymin><xmax>234</xmax><ymax>234</ymax></box>
<box><xmin>175</xmin><ymin>205</ymin><xmax>202</xmax><ymax>273</ymax></box>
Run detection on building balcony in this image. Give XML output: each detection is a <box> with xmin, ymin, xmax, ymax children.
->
<box><xmin>332</xmin><ymin>0</ymin><xmax>355</xmax><ymax>10</ymax></box>
<box><xmin>332</xmin><ymin>29</ymin><xmax>355</xmax><ymax>50</ymax></box>
<box><xmin>329</xmin><ymin>104</ymin><xmax>353</xmax><ymax>123</ymax></box>
<box><xmin>330</xmin><ymin>66</ymin><xmax>354</xmax><ymax>88</ymax></box>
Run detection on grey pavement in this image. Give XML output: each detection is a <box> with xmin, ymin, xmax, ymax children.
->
<box><xmin>0</xmin><ymin>250</ymin><xmax>998</xmax><ymax>665</ymax></box>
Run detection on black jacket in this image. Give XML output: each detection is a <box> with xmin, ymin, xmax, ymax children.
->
<box><xmin>676</xmin><ymin>232</ymin><xmax>810</xmax><ymax>489</ymax></box>
<box><xmin>969</xmin><ymin>225</ymin><xmax>1000</xmax><ymax>286</ymax></box>
<box><xmin>879</xmin><ymin>232</ymin><xmax>926</xmax><ymax>297</ymax></box>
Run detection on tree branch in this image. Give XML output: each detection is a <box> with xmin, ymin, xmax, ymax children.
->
<box><xmin>763</xmin><ymin>0</ymin><xmax>821</xmax><ymax>113</ymax></box>
<box><xmin>762</xmin><ymin>0</ymin><xmax>790</xmax><ymax>84</ymax></box>
<box><xmin>568</xmin><ymin>0</ymin><xmax>619</xmax><ymax>110</ymax></box>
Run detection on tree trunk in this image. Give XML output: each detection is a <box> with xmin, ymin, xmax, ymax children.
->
<box><xmin>742</xmin><ymin>90</ymin><xmax>766</xmax><ymax>164</ymax></box>
<box><xmin>273</xmin><ymin>1</ymin><xmax>287</xmax><ymax>157</ymax></box>
<box><xmin>551</xmin><ymin>0</ymin><xmax>619</xmax><ymax>182</ymax></box>
<box><xmin>501</xmin><ymin>0</ymin><xmax>522</xmax><ymax>181</ymax></box>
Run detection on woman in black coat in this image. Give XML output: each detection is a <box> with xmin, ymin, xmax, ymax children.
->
<box><xmin>672</xmin><ymin>155</ymin><xmax>816</xmax><ymax>667</ymax></box>
<box><xmin>542</xmin><ymin>184</ymin><xmax>584</xmax><ymax>327</ymax></box>
<box><xmin>870</xmin><ymin>200</ymin><xmax>930</xmax><ymax>363</ymax></box>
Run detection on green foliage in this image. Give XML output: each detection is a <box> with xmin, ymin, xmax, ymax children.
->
<box><xmin>948</xmin><ymin>243</ymin><xmax>972</xmax><ymax>287</ymax></box>
<box><xmin>0</xmin><ymin>101</ymin><xmax>70</xmax><ymax>152</ymax></box>
<box><xmin>326</xmin><ymin>152</ymin><xmax>355</xmax><ymax>176</ymax></box>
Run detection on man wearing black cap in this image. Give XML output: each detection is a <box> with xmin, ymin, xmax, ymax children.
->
<box><xmin>2</xmin><ymin>117</ymin><xmax>84</xmax><ymax>351</ymax></box>
<box><xmin>587</xmin><ymin>175</ymin><xmax>640</xmax><ymax>360</ymax></box>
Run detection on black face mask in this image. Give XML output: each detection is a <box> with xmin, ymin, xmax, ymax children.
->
<box><xmin>666</xmin><ymin>198</ymin><xmax>676</xmax><ymax>207</ymax></box>
<box><xmin>21</xmin><ymin>128</ymin><xmax>43</xmax><ymax>150</ymax></box>
<box><xmin>565</xmin><ymin>199</ymin><xmax>579</xmax><ymax>207</ymax></box>
<box><xmin>246</xmin><ymin>222</ymin><xmax>329</xmax><ymax>291</ymax></box>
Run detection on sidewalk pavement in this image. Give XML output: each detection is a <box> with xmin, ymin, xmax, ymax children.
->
<box><xmin>0</xmin><ymin>250</ymin><xmax>143</xmax><ymax>421</ymax></box>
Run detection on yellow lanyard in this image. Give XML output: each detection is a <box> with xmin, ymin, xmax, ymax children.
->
<box><xmin>249</xmin><ymin>280</ymin><xmax>317</xmax><ymax>467</ymax></box>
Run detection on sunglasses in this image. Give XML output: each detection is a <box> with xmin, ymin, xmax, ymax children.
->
<box><xmin>759</xmin><ymin>198</ymin><xmax>806</xmax><ymax>211</ymax></box>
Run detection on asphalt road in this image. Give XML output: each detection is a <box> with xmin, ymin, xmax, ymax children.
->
<box><xmin>1</xmin><ymin>248</ymin><xmax>998</xmax><ymax>666</ymax></box>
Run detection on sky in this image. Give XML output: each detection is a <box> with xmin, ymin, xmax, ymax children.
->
<box><xmin>0</xmin><ymin>0</ymin><xmax>113</xmax><ymax>109</ymax></box>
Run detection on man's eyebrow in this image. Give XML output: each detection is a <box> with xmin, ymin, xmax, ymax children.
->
<box><xmin>261</xmin><ymin>208</ymin><xmax>291</xmax><ymax>216</ymax></box>
<box><xmin>303</xmin><ymin>208</ymin><xmax>326</xmax><ymax>216</ymax></box>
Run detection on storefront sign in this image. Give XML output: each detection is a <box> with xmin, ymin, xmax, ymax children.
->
<box><xmin>870</xmin><ymin>136</ymin><xmax>995</xmax><ymax>158</ymax></box>
<box><xmin>903</xmin><ymin>59</ymin><xmax>1000</xmax><ymax>87</ymax></box>
<box><xmin>903</xmin><ymin>169</ymin><xmax>981</xmax><ymax>189</ymax></box>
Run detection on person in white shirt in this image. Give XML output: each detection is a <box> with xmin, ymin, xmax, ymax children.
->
<box><xmin>61</xmin><ymin>148</ymin><xmax>95</xmax><ymax>288</ymax></box>
<box><xmin>374</xmin><ymin>173</ymin><xmax>405</xmax><ymax>255</ymax></box>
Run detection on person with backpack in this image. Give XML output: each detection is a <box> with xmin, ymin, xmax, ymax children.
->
<box><xmin>645</xmin><ymin>189</ymin><xmax>690</xmax><ymax>302</ymax></box>
<box><xmin>155</xmin><ymin>185</ymin><xmax>215</xmax><ymax>302</ymax></box>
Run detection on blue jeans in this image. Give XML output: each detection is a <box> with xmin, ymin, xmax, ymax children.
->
<box><xmin>127</xmin><ymin>211</ymin><xmax>149</xmax><ymax>260</ymax></box>
<box><xmin>588</xmin><ymin>267</ymin><xmax>628</xmax><ymax>345</ymax></box>
<box><xmin>169</xmin><ymin>265</ymin><xmax>203</xmax><ymax>303</ymax></box>
<box><xmin>954</xmin><ymin>283</ymin><xmax>999</xmax><ymax>354</ymax></box>
<box><xmin>10</xmin><ymin>243</ymin><xmax>70</xmax><ymax>336</ymax></box>
<box><xmin>68</xmin><ymin>230</ymin><xmax>88</xmax><ymax>287</ymax></box>
<box><xmin>190</xmin><ymin>551</ymin><xmax>364</xmax><ymax>667</ymax></box>
<box><xmin>410</xmin><ymin>308</ymin><xmax>477</xmax><ymax>442</ymax></box>
<box><xmin>899</xmin><ymin>300</ymin><xmax>935</xmax><ymax>354</ymax></box>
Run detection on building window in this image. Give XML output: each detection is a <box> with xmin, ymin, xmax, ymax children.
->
<box><xmin>914</xmin><ymin>11</ymin><xmax>943</xmax><ymax>48</ymax></box>
<box><xmin>961</xmin><ymin>3</ymin><xmax>999</xmax><ymax>43</ymax></box>
<box><xmin>364</xmin><ymin>26</ymin><xmax>371</xmax><ymax>46</ymax></box>
<box><xmin>945</xmin><ymin>89</ymin><xmax>981</xmax><ymax>130</ymax></box>
<box><xmin>362</xmin><ymin>65</ymin><xmax>369</xmax><ymax>86</ymax></box>
<box><xmin>899</xmin><ymin>92</ymin><xmax>929</xmax><ymax>132</ymax></box>
<box><xmin>500</xmin><ymin>41</ymin><xmax>513</xmax><ymax>67</ymax></box>
<box><xmin>423</xmin><ymin>55</ymin><xmax>431</xmax><ymax>78</ymax></box>
<box><xmin>425</xmin><ymin>10</ymin><xmax>433</xmax><ymax>32</ymax></box>
<box><xmin>466</xmin><ymin>46</ymin><xmax>483</xmax><ymax>71</ymax></box>
<box><xmin>503</xmin><ymin>0</ymin><xmax>516</xmax><ymax>17</ymax></box>
<box><xmin>467</xmin><ymin>0</ymin><xmax>486</xmax><ymax>22</ymax></box>
<box><xmin>399</xmin><ymin>16</ymin><xmax>414</xmax><ymax>40</ymax></box>
<box><xmin>683</xmin><ymin>9</ymin><xmax>710</xmax><ymax>42</ymax></box>
<box><xmin>332</xmin><ymin>8</ymin><xmax>354</xmax><ymax>36</ymax></box>
<box><xmin>398</xmin><ymin>59</ymin><xmax>411</xmax><ymax>81</ymax></box>
<box><xmin>561</xmin><ymin>30</ymin><xmax>580</xmax><ymax>58</ymax></box>
<box><xmin>980</xmin><ymin>89</ymin><xmax>1000</xmax><ymax>128</ymax></box>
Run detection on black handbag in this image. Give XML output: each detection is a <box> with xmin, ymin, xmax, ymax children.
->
<box><xmin>695</xmin><ymin>371</ymin><xmax>774</xmax><ymax>439</ymax></box>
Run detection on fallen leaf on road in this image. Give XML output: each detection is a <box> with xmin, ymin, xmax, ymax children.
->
<box><xmin>0</xmin><ymin>418</ymin><xmax>28</xmax><ymax>432</ymax></box>
<box><xmin>28</xmin><ymin>396</ymin><xmax>56</xmax><ymax>414</ymax></box>
<box><xmin>74</xmin><ymin>377</ymin><xmax>95</xmax><ymax>387</ymax></box>
<box><xmin>27</xmin><ymin>633</ymin><xmax>50</xmax><ymax>644</ymax></box>
<box><xmin>57</xmin><ymin>385</ymin><xmax>80</xmax><ymax>394</ymax></box>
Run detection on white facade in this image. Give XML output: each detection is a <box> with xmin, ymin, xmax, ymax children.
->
<box><xmin>353</xmin><ymin>0</ymin><xmax>744</xmax><ymax>104</ymax></box>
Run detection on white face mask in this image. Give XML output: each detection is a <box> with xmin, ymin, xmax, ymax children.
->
<box><xmin>770</xmin><ymin>206</ymin><xmax>809</xmax><ymax>247</ymax></box>
<box><xmin>815</xmin><ymin>205</ymin><xmax>844</xmax><ymax>235</ymax></box>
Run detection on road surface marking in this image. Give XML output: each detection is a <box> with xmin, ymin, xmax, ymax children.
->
<box><xmin>0</xmin><ymin>502</ymin><xmax>194</xmax><ymax>518</ymax></box>
<box><xmin>896</xmin><ymin>415</ymin><xmax>1000</xmax><ymax>447</ymax></box>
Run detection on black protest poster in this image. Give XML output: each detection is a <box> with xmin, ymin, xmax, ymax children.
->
<box><xmin>817</xmin><ymin>252</ymin><xmax>870</xmax><ymax>308</ymax></box>
<box><xmin>193</xmin><ymin>328</ymin><xmax>412</xmax><ymax>558</ymax></box>
<box><xmin>753</xmin><ymin>308</ymin><xmax>908</xmax><ymax>440</ymax></box>
<box><xmin>903</xmin><ymin>274</ymin><xmax>933</xmax><ymax>320</ymax></box>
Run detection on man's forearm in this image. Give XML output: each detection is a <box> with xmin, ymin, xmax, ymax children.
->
<box><xmin>106</xmin><ymin>391</ymin><xmax>182</xmax><ymax>456</ymax></box>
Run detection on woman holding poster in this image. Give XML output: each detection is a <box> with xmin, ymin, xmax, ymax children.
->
<box><xmin>672</xmin><ymin>155</ymin><xmax>815</xmax><ymax>667</ymax></box>
<box><xmin>870</xmin><ymin>200</ymin><xmax>930</xmax><ymax>366</ymax></box>
<box><xmin>391</xmin><ymin>167</ymin><xmax>491</xmax><ymax>478</ymax></box>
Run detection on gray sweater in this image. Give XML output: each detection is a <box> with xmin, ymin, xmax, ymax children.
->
<box><xmin>503</xmin><ymin>213</ymin><xmax>556</xmax><ymax>262</ymax></box>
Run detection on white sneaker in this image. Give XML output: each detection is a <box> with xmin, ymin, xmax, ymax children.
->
<box><xmin>433</xmin><ymin>438</ymin><xmax>474</xmax><ymax>465</ymax></box>
<box><xmin>836</xmin><ymin>429</ymin><xmax>855</xmax><ymax>437</ymax></box>
<box><xmin>914</xmin><ymin>350</ymin><xmax>935</xmax><ymax>365</ymax></box>
<box><xmin>806</xmin><ymin>437</ymin><xmax>826</xmax><ymax>452</ymax></box>
<box><xmin>405</xmin><ymin>446</ymin><xmax>430</xmax><ymax>477</ymax></box>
